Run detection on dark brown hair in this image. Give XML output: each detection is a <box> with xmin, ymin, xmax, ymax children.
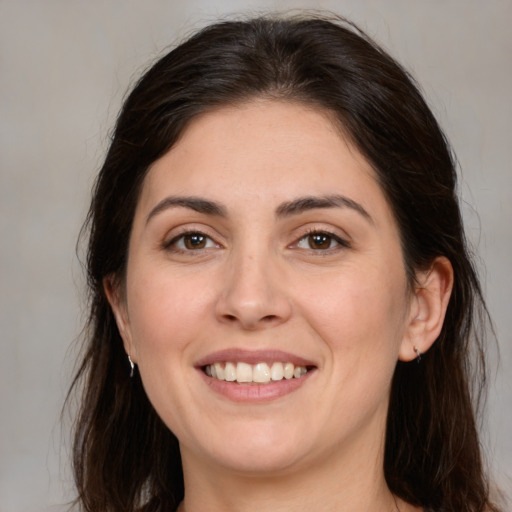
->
<box><xmin>69</xmin><ymin>14</ymin><xmax>500</xmax><ymax>512</ymax></box>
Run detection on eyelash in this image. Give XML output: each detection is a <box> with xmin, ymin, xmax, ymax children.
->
<box><xmin>295</xmin><ymin>229</ymin><xmax>351</xmax><ymax>252</ymax></box>
<box><xmin>163</xmin><ymin>230</ymin><xmax>220</xmax><ymax>252</ymax></box>
<box><xmin>163</xmin><ymin>229</ymin><xmax>350</xmax><ymax>254</ymax></box>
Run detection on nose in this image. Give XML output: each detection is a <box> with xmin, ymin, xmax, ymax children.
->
<box><xmin>215</xmin><ymin>249</ymin><xmax>292</xmax><ymax>330</ymax></box>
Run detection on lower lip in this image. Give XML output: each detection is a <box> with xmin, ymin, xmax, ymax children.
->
<box><xmin>198</xmin><ymin>369</ymin><xmax>314</xmax><ymax>403</ymax></box>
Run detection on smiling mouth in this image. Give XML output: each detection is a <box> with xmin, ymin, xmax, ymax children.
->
<box><xmin>203</xmin><ymin>361</ymin><xmax>314</xmax><ymax>384</ymax></box>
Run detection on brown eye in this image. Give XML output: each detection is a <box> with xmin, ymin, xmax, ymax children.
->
<box><xmin>166</xmin><ymin>232</ymin><xmax>218</xmax><ymax>251</ymax></box>
<box><xmin>296</xmin><ymin>231</ymin><xmax>349</xmax><ymax>251</ymax></box>
<box><xmin>308</xmin><ymin>233</ymin><xmax>333</xmax><ymax>250</ymax></box>
<box><xmin>183</xmin><ymin>233</ymin><xmax>207</xmax><ymax>250</ymax></box>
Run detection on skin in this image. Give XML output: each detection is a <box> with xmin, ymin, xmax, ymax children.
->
<box><xmin>106</xmin><ymin>100</ymin><xmax>453</xmax><ymax>512</ymax></box>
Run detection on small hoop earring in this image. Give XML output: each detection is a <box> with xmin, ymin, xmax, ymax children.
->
<box><xmin>128</xmin><ymin>354</ymin><xmax>135</xmax><ymax>378</ymax></box>
<box><xmin>414</xmin><ymin>346</ymin><xmax>422</xmax><ymax>363</ymax></box>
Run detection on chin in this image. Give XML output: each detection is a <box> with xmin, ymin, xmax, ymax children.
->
<box><xmin>205</xmin><ymin>443</ymin><xmax>309</xmax><ymax>476</ymax></box>
<box><xmin>181</xmin><ymin>420</ymin><xmax>317</xmax><ymax>476</ymax></box>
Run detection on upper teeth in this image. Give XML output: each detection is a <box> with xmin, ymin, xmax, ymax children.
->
<box><xmin>205</xmin><ymin>362</ymin><xmax>308</xmax><ymax>384</ymax></box>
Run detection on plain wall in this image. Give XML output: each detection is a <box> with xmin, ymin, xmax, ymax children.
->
<box><xmin>1</xmin><ymin>1</ymin><xmax>510</xmax><ymax>510</ymax></box>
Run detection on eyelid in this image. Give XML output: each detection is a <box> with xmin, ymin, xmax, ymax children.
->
<box><xmin>291</xmin><ymin>227</ymin><xmax>352</xmax><ymax>252</ymax></box>
<box><xmin>162</xmin><ymin>226</ymin><xmax>223</xmax><ymax>252</ymax></box>
<box><xmin>161</xmin><ymin>223</ymin><xmax>351</xmax><ymax>253</ymax></box>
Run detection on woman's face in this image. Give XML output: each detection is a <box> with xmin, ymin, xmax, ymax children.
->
<box><xmin>111</xmin><ymin>100</ymin><xmax>418</xmax><ymax>475</ymax></box>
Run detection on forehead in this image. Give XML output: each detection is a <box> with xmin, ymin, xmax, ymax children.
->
<box><xmin>136</xmin><ymin>100</ymin><xmax>390</xmax><ymax>222</ymax></box>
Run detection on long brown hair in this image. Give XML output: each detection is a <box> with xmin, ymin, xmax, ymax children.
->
<box><xmin>69</xmin><ymin>14</ymin><xmax>501</xmax><ymax>512</ymax></box>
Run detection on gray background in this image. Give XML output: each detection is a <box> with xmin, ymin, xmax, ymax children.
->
<box><xmin>1</xmin><ymin>1</ymin><xmax>510</xmax><ymax>510</ymax></box>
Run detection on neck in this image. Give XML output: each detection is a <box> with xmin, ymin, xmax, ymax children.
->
<box><xmin>179</xmin><ymin>429</ymin><xmax>403</xmax><ymax>512</ymax></box>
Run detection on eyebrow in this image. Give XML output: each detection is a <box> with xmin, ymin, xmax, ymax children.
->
<box><xmin>146</xmin><ymin>194</ymin><xmax>372</xmax><ymax>224</ymax></box>
<box><xmin>276</xmin><ymin>195</ymin><xmax>373</xmax><ymax>223</ymax></box>
<box><xmin>146</xmin><ymin>196</ymin><xmax>227</xmax><ymax>224</ymax></box>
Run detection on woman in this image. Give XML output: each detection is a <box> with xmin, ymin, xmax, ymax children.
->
<box><xmin>69</xmin><ymin>14</ymin><xmax>501</xmax><ymax>512</ymax></box>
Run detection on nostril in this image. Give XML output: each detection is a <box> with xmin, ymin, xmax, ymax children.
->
<box><xmin>221</xmin><ymin>313</ymin><xmax>279</xmax><ymax>325</ymax></box>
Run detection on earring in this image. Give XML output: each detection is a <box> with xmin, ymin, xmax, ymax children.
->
<box><xmin>414</xmin><ymin>346</ymin><xmax>422</xmax><ymax>363</ymax></box>
<box><xmin>128</xmin><ymin>354</ymin><xmax>135</xmax><ymax>378</ymax></box>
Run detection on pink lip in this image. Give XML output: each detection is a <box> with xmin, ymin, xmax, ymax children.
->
<box><xmin>198</xmin><ymin>367</ymin><xmax>315</xmax><ymax>403</ymax></box>
<box><xmin>195</xmin><ymin>348</ymin><xmax>316</xmax><ymax>367</ymax></box>
<box><xmin>195</xmin><ymin>349</ymin><xmax>317</xmax><ymax>403</ymax></box>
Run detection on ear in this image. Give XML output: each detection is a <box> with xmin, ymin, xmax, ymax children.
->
<box><xmin>399</xmin><ymin>256</ymin><xmax>454</xmax><ymax>362</ymax></box>
<box><xmin>103</xmin><ymin>274</ymin><xmax>137</xmax><ymax>363</ymax></box>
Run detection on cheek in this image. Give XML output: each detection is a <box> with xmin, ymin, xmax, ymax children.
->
<box><xmin>124</xmin><ymin>272</ymin><xmax>213</xmax><ymax>432</ymax></box>
<box><xmin>126</xmin><ymin>269</ymin><xmax>212</xmax><ymax>366</ymax></box>
<box><xmin>297</xmin><ymin>263</ymin><xmax>409</xmax><ymax>361</ymax></box>
<box><xmin>298</xmin><ymin>268</ymin><xmax>408</xmax><ymax>428</ymax></box>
